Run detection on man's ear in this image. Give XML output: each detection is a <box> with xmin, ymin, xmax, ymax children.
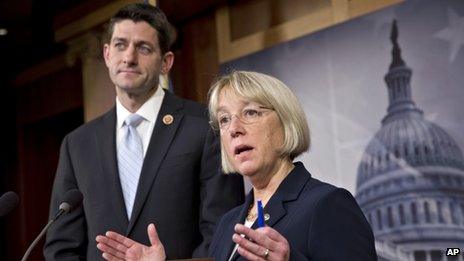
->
<box><xmin>161</xmin><ymin>51</ymin><xmax>174</xmax><ymax>74</ymax></box>
<box><xmin>103</xmin><ymin>44</ymin><xmax>110</xmax><ymax>67</ymax></box>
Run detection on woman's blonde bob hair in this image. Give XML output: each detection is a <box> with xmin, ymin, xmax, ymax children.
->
<box><xmin>208</xmin><ymin>70</ymin><xmax>310</xmax><ymax>173</ymax></box>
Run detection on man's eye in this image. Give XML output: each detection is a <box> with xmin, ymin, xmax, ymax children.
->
<box><xmin>139</xmin><ymin>46</ymin><xmax>152</xmax><ymax>55</ymax></box>
<box><xmin>114</xmin><ymin>42</ymin><xmax>125</xmax><ymax>50</ymax></box>
<box><xmin>114</xmin><ymin>43</ymin><xmax>126</xmax><ymax>51</ymax></box>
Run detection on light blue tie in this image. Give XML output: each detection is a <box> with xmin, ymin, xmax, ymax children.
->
<box><xmin>118</xmin><ymin>114</ymin><xmax>144</xmax><ymax>219</ymax></box>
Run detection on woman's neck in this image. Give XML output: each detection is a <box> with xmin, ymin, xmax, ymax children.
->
<box><xmin>252</xmin><ymin>159</ymin><xmax>294</xmax><ymax>207</ymax></box>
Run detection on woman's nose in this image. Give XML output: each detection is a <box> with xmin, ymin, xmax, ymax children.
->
<box><xmin>228</xmin><ymin>115</ymin><xmax>245</xmax><ymax>137</ymax></box>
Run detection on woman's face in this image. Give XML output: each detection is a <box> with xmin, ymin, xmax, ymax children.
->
<box><xmin>217</xmin><ymin>88</ymin><xmax>286</xmax><ymax>179</ymax></box>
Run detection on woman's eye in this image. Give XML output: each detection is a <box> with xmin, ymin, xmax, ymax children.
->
<box><xmin>219</xmin><ymin>116</ymin><xmax>230</xmax><ymax>125</ymax></box>
<box><xmin>243</xmin><ymin>109</ymin><xmax>258</xmax><ymax>117</ymax></box>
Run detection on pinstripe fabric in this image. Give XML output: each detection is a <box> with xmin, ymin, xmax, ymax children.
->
<box><xmin>118</xmin><ymin>114</ymin><xmax>144</xmax><ymax>219</ymax></box>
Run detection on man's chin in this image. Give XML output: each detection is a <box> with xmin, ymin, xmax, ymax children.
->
<box><xmin>116</xmin><ymin>84</ymin><xmax>159</xmax><ymax>98</ymax></box>
<box><xmin>117</xmin><ymin>82</ymin><xmax>142</xmax><ymax>91</ymax></box>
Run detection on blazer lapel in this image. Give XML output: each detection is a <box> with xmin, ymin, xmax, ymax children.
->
<box><xmin>229</xmin><ymin>198</ymin><xmax>287</xmax><ymax>261</ymax></box>
<box><xmin>95</xmin><ymin>108</ymin><xmax>129</xmax><ymax>229</ymax></box>
<box><xmin>234</xmin><ymin>163</ymin><xmax>311</xmax><ymax>260</ymax></box>
<box><xmin>230</xmin><ymin>191</ymin><xmax>285</xmax><ymax>261</ymax></box>
<box><xmin>251</xmin><ymin>194</ymin><xmax>286</xmax><ymax>230</ymax></box>
<box><xmin>127</xmin><ymin>91</ymin><xmax>184</xmax><ymax>234</ymax></box>
<box><xmin>228</xmin><ymin>193</ymin><xmax>254</xmax><ymax>261</ymax></box>
<box><xmin>260</xmin><ymin>162</ymin><xmax>311</xmax><ymax>229</ymax></box>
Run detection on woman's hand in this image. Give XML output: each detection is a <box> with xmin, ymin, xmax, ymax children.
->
<box><xmin>232</xmin><ymin>224</ymin><xmax>290</xmax><ymax>261</ymax></box>
<box><xmin>96</xmin><ymin>223</ymin><xmax>166</xmax><ymax>261</ymax></box>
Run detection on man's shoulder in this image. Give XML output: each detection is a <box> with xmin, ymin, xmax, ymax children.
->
<box><xmin>66</xmin><ymin>108</ymin><xmax>114</xmax><ymax>140</ymax></box>
<box><xmin>165</xmin><ymin>92</ymin><xmax>209</xmax><ymax>119</ymax></box>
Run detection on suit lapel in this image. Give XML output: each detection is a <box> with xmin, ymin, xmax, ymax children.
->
<box><xmin>127</xmin><ymin>91</ymin><xmax>184</xmax><ymax>234</ymax></box>
<box><xmin>95</xmin><ymin>108</ymin><xmax>129</xmax><ymax>228</ymax></box>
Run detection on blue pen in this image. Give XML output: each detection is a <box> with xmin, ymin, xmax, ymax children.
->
<box><xmin>257</xmin><ymin>200</ymin><xmax>265</xmax><ymax>228</ymax></box>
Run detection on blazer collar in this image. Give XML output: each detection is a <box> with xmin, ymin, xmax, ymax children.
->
<box><xmin>126</xmin><ymin>91</ymin><xmax>185</xmax><ymax>234</ymax></box>
<box><xmin>230</xmin><ymin>162</ymin><xmax>311</xmax><ymax>260</ymax></box>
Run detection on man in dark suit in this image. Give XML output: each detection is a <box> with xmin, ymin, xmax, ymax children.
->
<box><xmin>44</xmin><ymin>3</ymin><xmax>244</xmax><ymax>260</ymax></box>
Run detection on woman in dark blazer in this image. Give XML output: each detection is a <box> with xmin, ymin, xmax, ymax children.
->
<box><xmin>96</xmin><ymin>71</ymin><xmax>377</xmax><ymax>261</ymax></box>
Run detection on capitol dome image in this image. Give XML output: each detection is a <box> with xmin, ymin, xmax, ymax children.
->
<box><xmin>355</xmin><ymin>20</ymin><xmax>464</xmax><ymax>261</ymax></box>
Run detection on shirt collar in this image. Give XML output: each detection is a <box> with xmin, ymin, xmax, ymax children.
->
<box><xmin>116</xmin><ymin>86</ymin><xmax>165</xmax><ymax>129</ymax></box>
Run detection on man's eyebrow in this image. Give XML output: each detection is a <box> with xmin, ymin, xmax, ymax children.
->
<box><xmin>134</xmin><ymin>40</ymin><xmax>155</xmax><ymax>48</ymax></box>
<box><xmin>111</xmin><ymin>37</ymin><xmax>127</xmax><ymax>43</ymax></box>
<box><xmin>111</xmin><ymin>38</ymin><xmax>155</xmax><ymax>48</ymax></box>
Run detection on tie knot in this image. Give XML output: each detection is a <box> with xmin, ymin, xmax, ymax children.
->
<box><xmin>125</xmin><ymin>114</ymin><xmax>144</xmax><ymax>127</ymax></box>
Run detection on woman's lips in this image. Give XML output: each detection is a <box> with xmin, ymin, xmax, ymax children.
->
<box><xmin>236</xmin><ymin>149</ymin><xmax>253</xmax><ymax>158</ymax></box>
<box><xmin>234</xmin><ymin>145</ymin><xmax>254</xmax><ymax>155</ymax></box>
<box><xmin>234</xmin><ymin>145</ymin><xmax>254</xmax><ymax>161</ymax></box>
